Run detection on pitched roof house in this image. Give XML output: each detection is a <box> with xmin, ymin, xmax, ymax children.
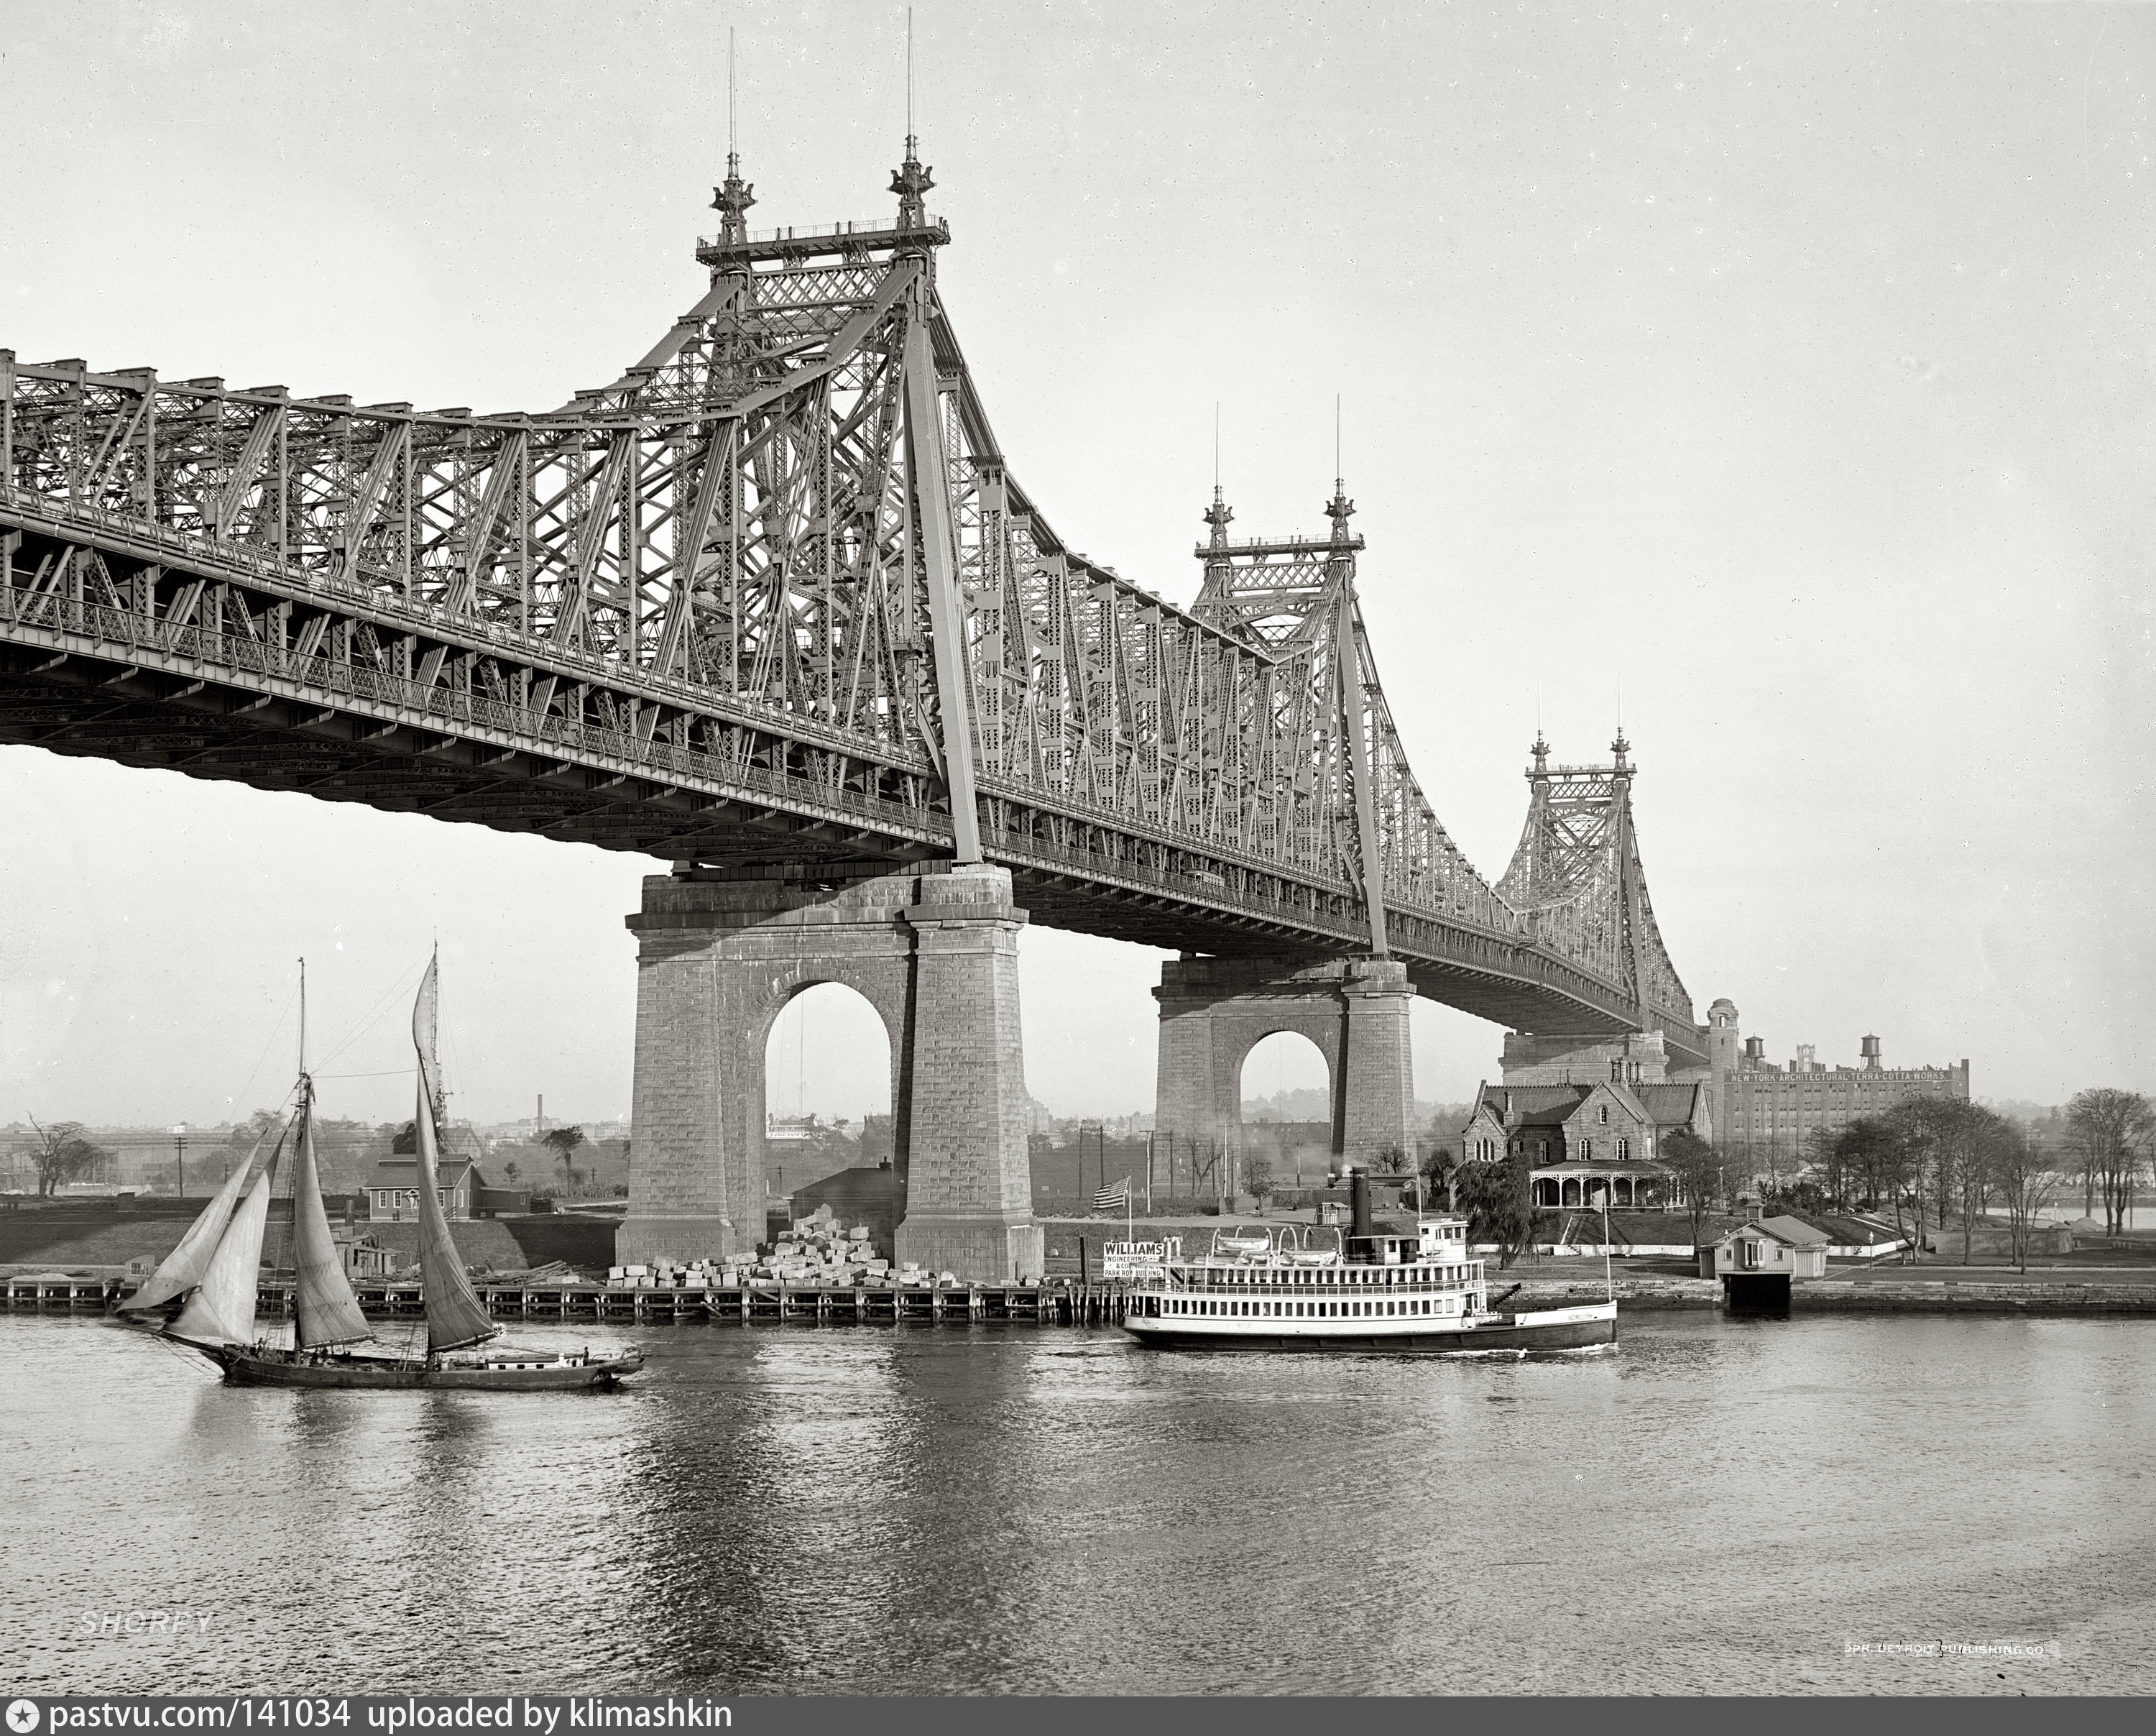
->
<box><xmin>1457</xmin><ymin>1078</ymin><xmax>1713</xmax><ymax>1210</ymax></box>
<box><xmin>1701</xmin><ymin>1214</ymin><xmax>1830</xmax><ymax>1280</ymax></box>
<box><xmin>368</xmin><ymin>1154</ymin><xmax>482</xmax><ymax>1222</ymax></box>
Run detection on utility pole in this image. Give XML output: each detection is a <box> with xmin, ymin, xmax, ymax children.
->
<box><xmin>170</xmin><ymin>1125</ymin><xmax>188</xmax><ymax>1198</ymax></box>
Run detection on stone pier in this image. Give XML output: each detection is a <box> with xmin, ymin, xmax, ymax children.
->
<box><xmin>618</xmin><ymin>861</ymin><xmax>1044</xmax><ymax>1282</ymax></box>
<box><xmin>1153</xmin><ymin>954</ymin><xmax>1418</xmax><ymax>1175</ymax></box>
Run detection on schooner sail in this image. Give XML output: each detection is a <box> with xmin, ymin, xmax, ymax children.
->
<box><xmin>150</xmin><ymin>952</ymin><xmax>641</xmax><ymax>1390</ymax></box>
<box><xmin>167</xmin><ymin>1156</ymin><xmax>278</xmax><ymax>1346</ymax></box>
<box><xmin>117</xmin><ymin>1124</ymin><xmax>280</xmax><ymax>1316</ymax></box>
<box><xmin>288</xmin><ymin>1080</ymin><xmax>372</xmax><ymax>1349</ymax></box>
<box><xmin>408</xmin><ymin>952</ymin><xmax>496</xmax><ymax>1354</ymax></box>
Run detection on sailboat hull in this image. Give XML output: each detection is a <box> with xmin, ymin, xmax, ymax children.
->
<box><xmin>183</xmin><ymin>1342</ymin><xmax>644</xmax><ymax>1390</ymax></box>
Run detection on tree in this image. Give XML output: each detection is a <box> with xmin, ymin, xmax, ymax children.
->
<box><xmin>1243</xmin><ymin>1156</ymin><xmax>1275</xmax><ymax>1212</ymax></box>
<box><xmin>1803</xmin><ymin>1126</ymin><xmax>1843</xmax><ymax>1208</ymax></box>
<box><xmin>1889</xmin><ymin>1100</ymin><xmax>2001</xmax><ymax>1263</ymax></box>
<box><xmin>28</xmin><ymin>1119</ymin><xmax>110</xmax><ymax>1197</ymax></box>
<box><xmin>1830</xmin><ymin>1116</ymin><xmax>1901</xmax><ymax>1216</ymax></box>
<box><xmin>543</xmin><ymin>1124</ymin><xmax>586</xmax><ymax>1194</ymax></box>
<box><xmin>2065</xmin><ymin>1089</ymin><xmax>2155</xmax><ymax>1239</ymax></box>
<box><xmin>1659</xmin><ymin>1128</ymin><xmax>1725</xmax><ymax>1253</ymax></box>
<box><xmin>1985</xmin><ymin>1124</ymin><xmax>2060</xmax><ymax>1275</ymax></box>
<box><xmin>1866</xmin><ymin>1111</ymin><xmax>1929</xmax><ymax>1261</ymax></box>
<box><xmin>502</xmin><ymin>1159</ymin><xmax>522</xmax><ymax>1185</ymax></box>
<box><xmin>1457</xmin><ymin>1153</ymin><xmax>1538</xmax><ymax>1270</ymax></box>
<box><xmin>391</xmin><ymin>1120</ymin><xmax>417</xmax><ymax>1155</ymax></box>
<box><xmin>1419</xmin><ymin>1146</ymin><xmax>1460</xmax><ymax>1213</ymax></box>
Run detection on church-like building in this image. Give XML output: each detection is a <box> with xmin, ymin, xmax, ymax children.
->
<box><xmin>1453</xmin><ymin>1028</ymin><xmax>1713</xmax><ymax>1210</ymax></box>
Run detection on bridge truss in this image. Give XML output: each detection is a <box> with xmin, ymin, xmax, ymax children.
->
<box><xmin>0</xmin><ymin>142</ymin><xmax>1701</xmax><ymax>1062</ymax></box>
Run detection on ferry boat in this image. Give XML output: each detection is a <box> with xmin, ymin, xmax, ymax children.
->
<box><xmin>1121</xmin><ymin>1170</ymin><xmax>1615</xmax><ymax>1354</ymax></box>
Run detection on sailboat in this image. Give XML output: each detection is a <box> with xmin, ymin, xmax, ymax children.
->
<box><xmin>151</xmin><ymin>957</ymin><xmax>642</xmax><ymax>1391</ymax></box>
<box><xmin>116</xmin><ymin>1119</ymin><xmax>290</xmax><ymax>1321</ymax></box>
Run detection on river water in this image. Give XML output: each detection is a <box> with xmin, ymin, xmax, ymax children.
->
<box><xmin>4</xmin><ymin>1313</ymin><xmax>2152</xmax><ymax>1696</ymax></box>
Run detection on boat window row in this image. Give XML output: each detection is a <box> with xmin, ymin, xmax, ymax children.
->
<box><xmin>1155</xmin><ymin>1295</ymin><xmax>1468</xmax><ymax>1319</ymax></box>
<box><xmin>1176</xmin><ymin>1265</ymin><xmax>1474</xmax><ymax>1291</ymax></box>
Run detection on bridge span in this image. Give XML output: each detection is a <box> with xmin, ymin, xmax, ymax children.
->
<box><xmin>0</xmin><ymin>139</ymin><xmax>1703</xmax><ymax>1277</ymax></box>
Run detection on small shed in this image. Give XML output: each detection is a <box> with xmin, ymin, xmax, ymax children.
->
<box><xmin>1702</xmin><ymin>1215</ymin><xmax>1830</xmax><ymax>1281</ymax></box>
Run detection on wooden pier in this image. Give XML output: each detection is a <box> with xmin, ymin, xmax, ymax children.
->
<box><xmin>3</xmin><ymin>1272</ymin><xmax>1131</xmax><ymax>1327</ymax></box>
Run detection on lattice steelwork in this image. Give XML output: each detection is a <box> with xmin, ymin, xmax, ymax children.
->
<box><xmin>0</xmin><ymin>144</ymin><xmax>1700</xmax><ymax>1060</ymax></box>
<box><xmin>1496</xmin><ymin>731</ymin><xmax>1690</xmax><ymax>1029</ymax></box>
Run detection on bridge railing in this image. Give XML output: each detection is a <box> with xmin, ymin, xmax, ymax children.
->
<box><xmin>0</xmin><ymin>491</ymin><xmax>939</xmax><ymax>770</ymax></box>
<box><xmin>0</xmin><ymin>585</ymin><xmax>949</xmax><ymax>842</ymax></box>
<box><xmin>696</xmin><ymin>215</ymin><xmax>950</xmax><ymax>251</ymax></box>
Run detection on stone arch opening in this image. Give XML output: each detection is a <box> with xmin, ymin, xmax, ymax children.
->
<box><xmin>759</xmin><ymin>979</ymin><xmax>895</xmax><ymax>1245</ymax></box>
<box><xmin>1235</xmin><ymin>1029</ymin><xmax>1335</xmax><ymax>1194</ymax></box>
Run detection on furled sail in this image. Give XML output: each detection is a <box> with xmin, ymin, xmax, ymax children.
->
<box><xmin>410</xmin><ymin>959</ymin><xmax>496</xmax><ymax>1354</ymax></box>
<box><xmin>117</xmin><ymin>1130</ymin><xmax>267</xmax><ymax>1314</ymax></box>
<box><xmin>167</xmin><ymin>1165</ymin><xmax>276</xmax><ymax>1346</ymax></box>
<box><xmin>290</xmin><ymin>1084</ymin><xmax>372</xmax><ymax>1349</ymax></box>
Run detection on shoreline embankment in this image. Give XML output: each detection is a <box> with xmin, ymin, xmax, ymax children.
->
<box><xmin>1497</xmin><ymin>1272</ymin><xmax>2156</xmax><ymax>1315</ymax></box>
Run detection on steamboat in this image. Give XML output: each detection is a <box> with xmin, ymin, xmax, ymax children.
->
<box><xmin>1121</xmin><ymin>1170</ymin><xmax>1616</xmax><ymax>1353</ymax></box>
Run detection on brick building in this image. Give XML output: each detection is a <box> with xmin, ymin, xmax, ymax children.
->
<box><xmin>1705</xmin><ymin>998</ymin><xmax>1971</xmax><ymax>1179</ymax></box>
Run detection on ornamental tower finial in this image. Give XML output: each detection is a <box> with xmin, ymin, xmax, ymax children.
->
<box><xmin>1204</xmin><ymin>404</ymin><xmax>1233</xmax><ymax>546</ymax></box>
<box><xmin>1325</xmin><ymin>395</ymin><xmax>1355</xmax><ymax>544</ymax></box>
<box><xmin>890</xmin><ymin>9</ymin><xmax>934</xmax><ymax>230</ymax></box>
<box><xmin>1325</xmin><ymin>479</ymin><xmax>1356</xmax><ymax>545</ymax></box>
<box><xmin>1204</xmin><ymin>485</ymin><xmax>1234</xmax><ymax>547</ymax></box>
<box><xmin>712</xmin><ymin>28</ymin><xmax>755</xmax><ymax>246</ymax></box>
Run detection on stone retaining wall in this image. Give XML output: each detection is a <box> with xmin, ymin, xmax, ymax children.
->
<box><xmin>1797</xmin><ymin>1282</ymin><xmax>2156</xmax><ymax>1314</ymax></box>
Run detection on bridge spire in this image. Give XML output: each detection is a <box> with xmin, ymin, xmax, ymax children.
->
<box><xmin>1202</xmin><ymin>486</ymin><xmax>1233</xmax><ymax>548</ymax></box>
<box><xmin>1203</xmin><ymin>404</ymin><xmax>1233</xmax><ymax>547</ymax></box>
<box><xmin>891</xmin><ymin>9</ymin><xmax>935</xmax><ymax>231</ymax></box>
<box><xmin>711</xmin><ymin>28</ymin><xmax>755</xmax><ymax>247</ymax></box>
<box><xmin>891</xmin><ymin>139</ymin><xmax>935</xmax><ymax>232</ymax></box>
<box><xmin>1325</xmin><ymin>479</ymin><xmax>1356</xmax><ymax>546</ymax></box>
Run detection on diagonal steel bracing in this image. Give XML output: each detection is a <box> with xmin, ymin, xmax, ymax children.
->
<box><xmin>0</xmin><ymin>144</ymin><xmax>1702</xmax><ymax>1064</ymax></box>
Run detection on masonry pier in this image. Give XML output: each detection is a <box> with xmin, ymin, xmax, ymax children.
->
<box><xmin>618</xmin><ymin>861</ymin><xmax>1044</xmax><ymax>1282</ymax></box>
<box><xmin>1153</xmin><ymin>954</ymin><xmax>1418</xmax><ymax>1177</ymax></box>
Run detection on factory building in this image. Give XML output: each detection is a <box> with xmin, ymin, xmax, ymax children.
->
<box><xmin>1705</xmin><ymin>998</ymin><xmax>1971</xmax><ymax>1172</ymax></box>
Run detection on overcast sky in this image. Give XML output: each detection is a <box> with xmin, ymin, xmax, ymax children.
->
<box><xmin>3</xmin><ymin>1</ymin><xmax>2150</xmax><ymax>1130</ymax></box>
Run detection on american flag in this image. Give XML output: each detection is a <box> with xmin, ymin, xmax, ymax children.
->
<box><xmin>1092</xmin><ymin>1177</ymin><xmax>1130</xmax><ymax>1211</ymax></box>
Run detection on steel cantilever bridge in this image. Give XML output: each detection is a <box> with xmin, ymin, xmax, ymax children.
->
<box><xmin>0</xmin><ymin>141</ymin><xmax>1704</xmax><ymax>1067</ymax></box>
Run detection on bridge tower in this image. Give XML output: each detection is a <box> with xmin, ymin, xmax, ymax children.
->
<box><xmin>1155</xmin><ymin>476</ymin><xmax>1419</xmax><ymax>1180</ymax></box>
<box><xmin>617</xmin><ymin>132</ymin><xmax>1040</xmax><ymax>1280</ymax></box>
<box><xmin>1494</xmin><ymin>732</ymin><xmax>1703</xmax><ymax>1087</ymax></box>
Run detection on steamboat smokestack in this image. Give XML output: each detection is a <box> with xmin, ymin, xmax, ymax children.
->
<box><xmin>1350</xmin><ymin>1168</ymin><xmax>1373</xmax><ymax>1239</ymax></box>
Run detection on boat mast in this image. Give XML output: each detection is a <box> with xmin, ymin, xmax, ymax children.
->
<box><xmin>1602</xmin><ymin>1185</ymin><xmax>1613</xmax><ymax>1302</ymax></box>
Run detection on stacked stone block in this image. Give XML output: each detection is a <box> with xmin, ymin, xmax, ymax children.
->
<box><xmin>1153</xmin><ymin>953</ymin><xmax>1418</xmax><ymax>1173</ymax></box>
<box><xmin>618</xmin><ymin>862</ymin><xmax>1042</xmax><ymax>1282</ymax></box>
